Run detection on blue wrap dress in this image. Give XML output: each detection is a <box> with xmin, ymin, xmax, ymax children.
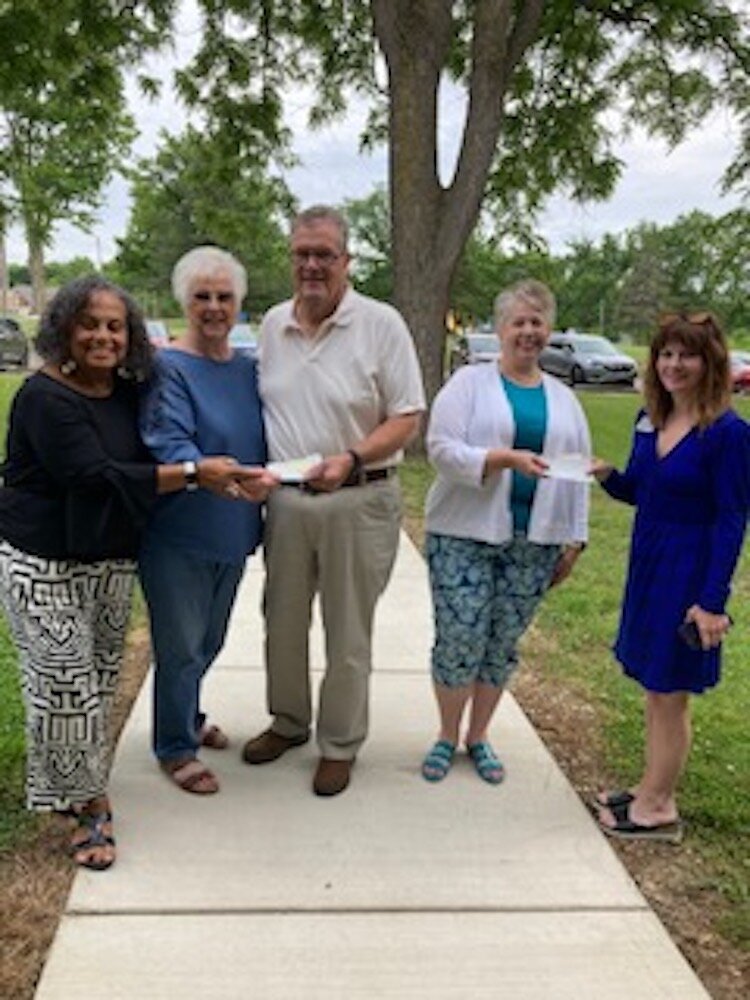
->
<box><xmin>604</xmin><ymin>409</ymin><xmax>750</xmax><ymax>693</ymax></box>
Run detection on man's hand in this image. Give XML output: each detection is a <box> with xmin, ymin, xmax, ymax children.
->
<box><xmin>304</xmin><ymin>452</ymin><xmax>354</xmax><ymax>492</ymax></box>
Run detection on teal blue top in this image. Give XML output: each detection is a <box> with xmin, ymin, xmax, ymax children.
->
<box><xmin>501</xmin><ymin>374</ymin><xmax>547</xmax><ymax>534</ymax></box>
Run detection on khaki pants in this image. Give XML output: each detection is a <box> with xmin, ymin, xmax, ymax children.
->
<box><xmin>263</xmin><ymin>479</ymin><xmax>401</xmax><ymax>759</ymax></box>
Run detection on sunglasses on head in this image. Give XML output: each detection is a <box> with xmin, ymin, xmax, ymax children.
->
<box><xmin>659</xmin><ymin>311</ymin><xmax>713</xmax><ymax>327</ymax></box>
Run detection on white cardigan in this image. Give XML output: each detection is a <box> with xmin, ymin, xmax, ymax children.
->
<box><xmin>425</xmin><ymin>364</ymin><xmax>591</xmax><ymax>545</ymax></box>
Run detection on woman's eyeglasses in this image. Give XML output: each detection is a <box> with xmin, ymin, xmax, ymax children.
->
<box><xmin>192</xmin><ymin>291</ymin><xmax>235</xmax><ymax>304</ymax></box>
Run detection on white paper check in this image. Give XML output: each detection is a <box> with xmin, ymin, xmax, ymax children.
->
<box><xmin>267</xmin><ymin>453</ymin><xmax>323</xmax><ymax>483</ymax></box>
<box><xmin>542</xmin><ymin>453</ymin><xmax>594</xmax><ymax>483</ymax></box>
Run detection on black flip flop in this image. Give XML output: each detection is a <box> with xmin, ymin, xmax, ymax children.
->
<box><xmin>592</xmin><ymin>789</ymin><xmax>635</xmax><ymax>810</ymax></box>
<box><xmin>598</xmin><ymin>799</ymin><xmax>683</xmax><ymax>845</ymax></box>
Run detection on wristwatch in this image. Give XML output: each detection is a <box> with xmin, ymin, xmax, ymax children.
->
<box><xmin>183</xmin><ymin>460</ymin><xmax>199</xmax><ymax>492</ymax></box>
<box><xmin>347</xmin><ymin>449</ymin><xmax>364</xmax><ymax>482</ymax></box>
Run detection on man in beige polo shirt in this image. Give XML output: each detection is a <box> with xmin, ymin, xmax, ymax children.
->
<box><xmin>243</xmin><ymin>205</ymin><xmax>425</xmax><ymax>796</ymax></box>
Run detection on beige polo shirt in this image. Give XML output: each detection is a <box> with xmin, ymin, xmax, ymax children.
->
<box><xmin>258</xmin><ymin>287</ymin><xmax>426</xmax><ymax>466</ymax></box>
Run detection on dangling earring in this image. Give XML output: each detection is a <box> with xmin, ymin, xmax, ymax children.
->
<box><xmin>117</xmin><ymin>365</ymin><xmax>129</xmax><ymax>379</ymax></box>
<box><xmin>60</xmin><ymin>358</ymin><xmax>76</xmax><ymax>376</ymax></box>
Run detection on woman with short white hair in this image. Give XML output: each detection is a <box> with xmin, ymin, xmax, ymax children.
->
<box><xmin>139</xmin><ymin>245</ymin><xmax>277</xmax><ymax>795</ymax></box>
<box><xmin>421</xmin><ymin>279</ymin><xmax>591</xmax><ymax>784</ymax></box>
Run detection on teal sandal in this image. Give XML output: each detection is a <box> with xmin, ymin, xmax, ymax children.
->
<box><xmin>467</xmin><ymin>742</ymin><xmax>505</xmax><ymax>785</ymax></box>
<box><xmin>421</xmin><ymin>740</ymin><xmax>456</xmax><ymax>782</ymax></box>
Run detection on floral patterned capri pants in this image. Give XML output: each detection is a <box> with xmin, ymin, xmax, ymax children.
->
<box><xmin>426</xmin><ymin>533</ymin><xmax>561</xmax><ymax>688</ymax></box>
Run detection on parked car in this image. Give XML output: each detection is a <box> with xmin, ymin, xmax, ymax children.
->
<box><xmin>0</xmin><ymin>317</ymin><xmax>29</xmax><ymax>369</ymax></box>
<box><xmin>730</xmin><ymin>351</ymin><xmax>750</xmax><ymax>393</ymax></box>
<box><xmin>229</xmin><ymin>323</ymin><xmax>259</xmax><ymax>358</ymax></box>
<box><xmin>146</xmin><ymin>319</ymin><xmax>169</xmax><ymax>348</ymax></box>
<box><xmin>448</xmin><ymin>330</ymin><xmax>500</xmax><ymax>371</ymax></box>
<box><xmin>539</xmin><ymin>331</ymin><xmax>637</xmax><ymax>386</ymax></box>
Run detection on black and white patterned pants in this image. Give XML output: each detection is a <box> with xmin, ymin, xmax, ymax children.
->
<box><xmin>0</xmin><ymin>540</ymin><xmax>135</xmax><ymax>811</ymax></box>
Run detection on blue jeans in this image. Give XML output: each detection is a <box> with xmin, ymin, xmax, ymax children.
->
<box><xmin>139</xmin><ymin>539</ymin><xmax>245</xmax><ymax>762</ymax></box>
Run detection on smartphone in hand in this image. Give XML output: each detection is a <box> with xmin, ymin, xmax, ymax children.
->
<box><xmin>677</xmin><ymin>620</ymin><xmax>702</xmax><ymax>650</ymax></box>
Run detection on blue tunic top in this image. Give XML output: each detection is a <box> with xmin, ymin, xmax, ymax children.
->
<box><xmin>139</xmin><ymin>349</ymin><xmax>266</xmax><ymax>565</ymax></box>
<box><xmin>501</xmin><ymin>375</ymin><xmax>548</xmax><ymax>535</ymax></box>
<box><xmin>603</xmin><ymin>409</ymin><xmax>750</xmax><ymax>693</ymax></box>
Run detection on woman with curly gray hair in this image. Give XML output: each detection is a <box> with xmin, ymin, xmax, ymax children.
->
<box><xmin>0</xmin><ymin>276</ymin><xmax>251</xmax><ymax>870</ymax></box>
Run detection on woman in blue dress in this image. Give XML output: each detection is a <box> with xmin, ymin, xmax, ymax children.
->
<box><xmin>592</xmin><ymin>312</ymin><xmax>750</xmax><ymax>843</ymax></box>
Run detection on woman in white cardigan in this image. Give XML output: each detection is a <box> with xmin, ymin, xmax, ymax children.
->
<box><xmin>422</xmin><ymin>280</ymin><xmax>591</xmax><ymax>784</ymax></box>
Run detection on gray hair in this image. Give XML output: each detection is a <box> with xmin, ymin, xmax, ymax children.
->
<box><xmin>292</xmin><ymin>205</ymin><xmax>349</xmax><ymax>252</ymax></box>
<box><xmin>494</xmin><ymin>279</ymin><xmax>556</xmax><ymax>330</ymax></box>
<box><xmin>171</xmin><ymin>246</ymin><xmax>247</xmax><ymax>309</ymax></box>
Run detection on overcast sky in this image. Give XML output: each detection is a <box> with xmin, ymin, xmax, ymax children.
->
<box><xmin>4</xmin><ymin>4</ymin><xmax>745</xmax><ymax>266</ymax></box>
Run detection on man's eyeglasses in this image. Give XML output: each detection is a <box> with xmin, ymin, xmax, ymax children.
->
<box><xmin>291</xmin><ymin>249</ymin><xmax>344</xmax><ymax>267</ymax></box>
<box><xmin>192</xmin><ymin>291</ymin><xmax>235</xmax><ymax>304</ymax></box>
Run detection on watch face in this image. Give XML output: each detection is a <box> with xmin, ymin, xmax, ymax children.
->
<box><xmin>184</xmin><ymin>461</ymin><xmax>199</xmax><ymax>490</ymax></box>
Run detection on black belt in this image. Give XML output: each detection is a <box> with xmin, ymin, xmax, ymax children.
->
<box><xmin>286</xmin><ymin>467</ymin><xmax>396</xmax><ymax>494</ymax></box>
<box><xmin>341</xmin><ymin>467</ymin><xmax>395</xmax><ymax>488</ymax></box>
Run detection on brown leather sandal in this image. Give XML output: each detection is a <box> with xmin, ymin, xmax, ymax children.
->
<box><xmin>160</xmin><ymin>757</ymin><xmax>220</xmax><ymax>794</ymax></box>
<box><xmin>70</xmin><ymin>810</ymin><xmax>116</xmax><ymax>870</ymax></box>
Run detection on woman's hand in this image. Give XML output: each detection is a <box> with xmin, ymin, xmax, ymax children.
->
<box><xmin>197</xmin><ymin>458</ymin><xmax>281</xmax><ymax>502</ymax></box>
<box><xmin>684</xmin><ymin>604</ymin><xmax>732</xmax><ymax>650</ymax></box>
<box><xmin>232</xmin><ymin>467</ymin><xmax>281</xmax><ymax>502</ymax></box>
<box><xmin>589</xmin><ymin>457</ymin><xmax>613</xmax><ymax>482</ymax></box>
<box><xmin>509</xmin><ymin>450</ymin><xmax>549</xmax><ymax>478</ymax></box>
<box><xmin>549</xmin><ymin>545</ymin><xmax>585</xmax><ymax>588</ymax></box>
<box><xmin>196</xmin><ymin>456</ymin><xmax>241</xmax><ymax>495</ymax></box>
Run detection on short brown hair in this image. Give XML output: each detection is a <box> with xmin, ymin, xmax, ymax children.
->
<box><xmin>644</xmin><ymin>312</ymin><xmax>730</xmax><ymax>429</ymax></box>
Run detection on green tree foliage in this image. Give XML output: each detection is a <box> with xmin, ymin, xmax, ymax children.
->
<box><xmin>179</xmin><ymin>0</ymin><xmax>749</xmax><ymax>403</ymax></box>
<box><xmin>45</xmin><ymin>257</ymin><xmax>98</xmax><ymax>287</ymax></box>
<box><xmin>343</xmin><ymin>185</ymin><xmax>392</xmax><ymax>301</ymax></box>
<box><xmin>112</xmin><ymin>128</ymin><xmax>293</xmax><ymax>316</ymax></box>
<box><xmin>343</xmin><ymin>185</ymin><xmax>749</xmax><ymax>342</ymax></box>
<box><xmin>556</xmin><ymin>235</ymin><xmax>629</xmax><ymax>335</ymax></box>
<box><xmin>0</xmin><ymin>1</ymin><xmax>176</xmax><ymax>309</ymax></box>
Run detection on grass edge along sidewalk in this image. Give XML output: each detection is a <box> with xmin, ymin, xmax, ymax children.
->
<box><xmin>0</xmin><ymin>386</ymin><xmax>748</xmax><ymax>997</ymax></box>
<box><xmin>400</xmin><ymin>391</ymin><xmax>750</xmax><ymax>955</ymax></box>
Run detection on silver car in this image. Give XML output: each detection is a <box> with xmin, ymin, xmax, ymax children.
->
<box><xmin>448</xmin><ymin>331</ymin><xmax>500</xmax><ymax>372</ymax></box>
<box><xmin>539</xmin><ymin>331</ymin><xmax>637</xmax><ymax>386</ymax></box>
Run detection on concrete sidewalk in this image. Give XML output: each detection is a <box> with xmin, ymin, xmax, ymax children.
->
<box><xmin>36</xmin><ymin>532</ymin><xmax>708</xmax><ymax>998</ymax></box>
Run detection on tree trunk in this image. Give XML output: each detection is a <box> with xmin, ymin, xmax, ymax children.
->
<box><xmin>28</xmin><ymin>237</ymin><xmax>45</xmax><ymax>315</ymax></box>
<box><xmin>0</xmin><ymin>226</ymin><xmax>7</xmax><ymax>315</ymax></box>
<box><xmin>373</xmin><ymin>1</ymin><xmax>546</xmax><ymax>409</ymax></box>
<box><xmin>374</xmin><ymin>0</ymin><xmax>454</xmax><ymax>408</ymax></box>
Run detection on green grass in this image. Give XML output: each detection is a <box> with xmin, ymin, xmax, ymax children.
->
<box><xmin>0</xmin><ymin>374</ymin><xmax>34</xmax><ymax>846</ymax></box>
<box><xmin>402</xmin><ymin>391</ymin><xmax>750</xmax><ymax>948</ymax></box>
